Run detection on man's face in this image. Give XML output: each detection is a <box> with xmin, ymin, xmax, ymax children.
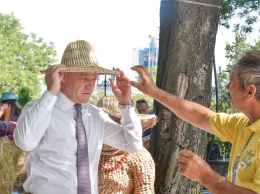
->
<box><xmin>226</xmin><ymin>69</ymin><xmax>245</xmax><ymax>111</ymax></box>
<box><xmin>136</xmin><ymin>102</ymin><xmax>149</xmax><ymax>114</ymax></box>
<box><xmin>61</xmin><ymin>72</ymin><xmax>98</xmax><ymax>104</ymax></box>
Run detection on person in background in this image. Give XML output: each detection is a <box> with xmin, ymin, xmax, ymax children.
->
<box><xmin>136</xmin><ymin>99</ymin><xmax>150</xmax><ymax>114</ymax></box>
<box><xmin>97</xmin><ymin>95</ymin><xmax>155</xmax><ymax>194</ymax></box>
<box><xmin>136</xmin><ymin>99</ymin><xmax>153</xmax><ymax>149</ymax></box>
<box><xmin>0</xmin><ymin>92</ymin><xmax>21</xmax><ymax>122</ymax></box>
<box><xmin>14</xmin><ymin>40</ymin><xmax>142</xmax><ymax>194</ymax></box>
<box><xmin>0</xmin><ymin>121</ymin><xmax>17</xmax><ymax>139</ymax></box>
<box><xmin>131</xmin><ymin>51</ymin><xmax>260</xmax><ymax>194</ymax></box>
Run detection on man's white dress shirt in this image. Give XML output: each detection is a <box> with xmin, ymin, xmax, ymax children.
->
<box><xmin>14</xmin><ymin>91</ymin><xmax>142</xmax><ymax>194</ymax></box>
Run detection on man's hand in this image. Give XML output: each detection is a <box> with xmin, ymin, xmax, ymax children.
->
<box><xmin>130</xmin><ymin>65</ymin><xmax>158</xmax><ymax>97</ymax></box>
<box><xmin>177</xmin><ymin>150</ymin><xmax>258</xmax><ymax>194</ymax></box>
<box><xmin>109</xmin><ymin>68</ymin><xmax>132</xmax><ymax>104</ymax></box>
<box><xmin>177</xmin><ymin>150</ymin><xmax>212</xmax><ymax>183</ymax></box>
<box><xmin>44</xmin><ymin>64</ymin><xmax>67</xmax><ymax>96</ymax></box>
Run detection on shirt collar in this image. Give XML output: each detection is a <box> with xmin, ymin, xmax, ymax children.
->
<box><xmin>56</xmin><ymin>92</ymin><xmax>75</xmax><ymax>112</ymax></box>
<box><xmin>248</xmin><ymin>118</ymin><xmax>260</xmax><ymax>134</ymax></box>
<box><xmin>56</xmin><ymin>92</ymin><xmax>89</xmax><ymax>112</ymax></box>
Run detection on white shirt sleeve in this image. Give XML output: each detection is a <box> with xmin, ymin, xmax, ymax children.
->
<box><xmin>102</xmin><ymin>106</ymin><xmax>143</xmax><ymax>153</ymax></box>
<box><xmin>14</xmin><ymin>91</ymin><xmax>57</xmax><ymax>151</ymax></box>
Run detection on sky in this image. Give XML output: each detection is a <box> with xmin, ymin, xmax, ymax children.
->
<box><xmin>0</xmin><ymin>0</ymin><xmax>161</xmax><ymax>78</ymax></box>
<box><xmin>0</xmin><ymin>0</ymin><xmax>235</xmax><ymax>82</ymax></box>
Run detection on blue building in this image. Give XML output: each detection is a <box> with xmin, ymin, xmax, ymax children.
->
<box><xmin>132</xmin><ymin>37</ymin><xmax>158</xmax><ymax>68</ymax></box>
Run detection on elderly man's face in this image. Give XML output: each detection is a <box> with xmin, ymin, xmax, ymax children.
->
<box><xmin>61</xmin><ymin>72</ymin><xmax>98</xmax><ymax>104</ymax></box>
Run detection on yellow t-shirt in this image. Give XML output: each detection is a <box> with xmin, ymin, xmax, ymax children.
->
<box><xmin>209</xmin><ymin>113</ymin><xmax>260</xmax><ymax>193</ymax></box>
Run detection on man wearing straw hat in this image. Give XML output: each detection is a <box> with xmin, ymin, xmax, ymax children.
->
<box><xmin>14</xmin><ymin>40</ymin><xmax>142</xmax><ymax>194</ymax></box>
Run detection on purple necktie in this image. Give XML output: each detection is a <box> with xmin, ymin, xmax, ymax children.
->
<box><xmin>75</xmin><ymin>104</ymin><xmax>91</xmax><ymax>194</ymax></box>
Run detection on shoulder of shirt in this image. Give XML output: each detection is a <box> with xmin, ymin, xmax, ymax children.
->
<box><xmin>213</xmin><ymin>112</ymin><xmax>246</xmax><ymax>118</ymax></box>
<box><xmin>23</xmin><ymin>99</ymin><xmax>40</xmax><ymax>107</ymax></box>
<box><xmin>212</xmin><ymin>112</ymin><xmax>249</xmax><ymax>124</ymax></box>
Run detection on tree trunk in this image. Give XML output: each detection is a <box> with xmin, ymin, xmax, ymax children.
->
<box><xmin>151</xmin><ymin>0</ymin><xmax>223</xmax><ymax>193</ymax></box>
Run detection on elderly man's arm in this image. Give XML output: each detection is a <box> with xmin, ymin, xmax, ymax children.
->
<box><xmin>131</xmin><ymin>65</ymin><xmax>215</xmax><ymax>135</ymax></box>
<box><xmin>178</xmin><ymin>150</ymin><xmax>258</xmax><ymax>194</ymax></box>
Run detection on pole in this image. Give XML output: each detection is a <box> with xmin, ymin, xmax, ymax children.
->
<box><xmin>104</xmin><ymin>74</ymin><xmax>107</xmax><ymax>96</ymax></box>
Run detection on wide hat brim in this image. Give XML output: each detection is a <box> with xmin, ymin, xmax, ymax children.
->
<box><xmin>0</xmin><ymin>92</ymin><xmax>18</xmax><ymax>102</ymax></box>
<box><xmin>41</xmin><ymin>40</ymin><xmax>120</xmax><ymax>75</ymax></box>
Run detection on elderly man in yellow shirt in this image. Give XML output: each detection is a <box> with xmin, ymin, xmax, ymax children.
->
<box><xmin>131</xmin><ymin>50</ymin><xmax>260</xmax><ymax>194</ymax></box>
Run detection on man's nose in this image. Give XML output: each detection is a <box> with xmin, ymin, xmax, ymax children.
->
<box><xmin>225</xmin><ymin>82</ymin><xmax>230</xmax><ymax>91</ymax></box>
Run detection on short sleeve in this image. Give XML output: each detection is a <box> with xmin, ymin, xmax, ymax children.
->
<box><xmin>209</xmin><ymin>113</ymin><xmax>249</xmax><ymax>143</ymax></box>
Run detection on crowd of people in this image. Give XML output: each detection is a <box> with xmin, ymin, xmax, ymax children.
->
<box><xmin>1</xmin><ymin>39</ymin><xmax>259</xmax><ymax>194</ymax></box>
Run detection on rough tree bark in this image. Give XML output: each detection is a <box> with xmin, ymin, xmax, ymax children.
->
<box><xmin>150</xmin><ymin>0</ymin><xmax>223</xmax><ymax>193</ymax></box>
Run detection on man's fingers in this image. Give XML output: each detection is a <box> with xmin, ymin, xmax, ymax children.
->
<box><xmin>46</xmin><ymin>64</ymin><xmax>66</xmax><ymax>75</ymax></box>
<box><xmin>178</xmin><ymin>168</ymin><xmax>185</xmax><ymax>175</ymax></box>
<box><xmin>179</xmin><ymin>149</ymin><xmax>193</xmax><ymax>157</ymax></box>
<box><xmin>130</xmin><ymin>81</ymin><xmax>140</xmax><ymax>89</ymax></box>
<box><xmin>177</xmin><ymin>155</ymin><xmax>187</xmax><ymax>164</ymax></box>
<box><xmin>177</xmin><ymin>161</ymin><xmax>186</xmax><ymax>168</ymax></box>
<box><xmin>108</xmin><ymin>78</ymin><xmax>117</xmax><ymax>90</ymax></box>
<box><xmin>177</xmin><ymin>150</ymin><xmax>193</xmax><ymax>164</ymax></box>
<box><xmin>131</xmin><ymin>65</ymin><xmax>149</xmax><ymax>77</ymax></box>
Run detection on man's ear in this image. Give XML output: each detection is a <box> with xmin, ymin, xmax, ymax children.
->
<box><xmin>61</xmin><ymin>72</ymin><xmax>67</xmax><ymax>83</ymax></box>
<box><xmin>246</xmin><ymin>84</ymin><xmax>256</xmax><ymax>98</ymax></box>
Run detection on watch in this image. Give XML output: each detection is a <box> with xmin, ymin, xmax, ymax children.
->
<box><xmin>118</xmin><ymin>103</ymin><xmax>134</xmax><ymax>109</ymax></box>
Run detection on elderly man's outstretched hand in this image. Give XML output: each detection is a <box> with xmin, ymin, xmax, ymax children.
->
<box><xmin>130</xmin><ymin>65</ymin><xmax>157</xmax><ymax>96</ymax></box>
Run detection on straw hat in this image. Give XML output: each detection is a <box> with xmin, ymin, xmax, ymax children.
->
<box><xmin>97</xmin><ymin>96</ymin><xmax>157</xmax><ymax>131</ymax></box>
<box><xmin>42</xmin><ymin>40</ymin><xmax>120</xmax><ymax>75</ymax></box>
<box><xmin>0</xmin><ymin>92</ymin><xmax>18</xmax><ymax>103</ymax></box>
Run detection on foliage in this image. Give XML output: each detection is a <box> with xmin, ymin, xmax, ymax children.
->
<box><xmin>0</xmin><ymin>13</ymin><xmax>57</xmax><ymax>99</ymax></box>
<box><xmin>220</xmin><ymin>0</ymin><xmax>260</xmax><ymax>33</ymax></box>
<box><xmin>18</xmin><ymin>86</ymin><xmax>32</xmax><ymax>107</ymax></box>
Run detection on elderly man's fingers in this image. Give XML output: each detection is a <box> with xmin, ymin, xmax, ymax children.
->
<box><xmin>131</xmin><ymin>65</ymin><xmax>149</xmax><ymax>76</ymax></box>
<box><xmin>177</xmin><ymin>155</ymin><xmax>187</xmax><ymax>163</ymax></box>
<box><xmin>179</xmin><ymin>149</ymin><xmax>193</xmax><ymax>157</ymax></box>
<box><xmin>177</xmin><ymin>160</ymin><xmax>186</xmax><ymax>168</ymax></box>
<box><xmin>130</xmin><ymin>80</ymin><xmax>141</xmax><ymax>89</ymax></box>
<box><xmin>178</xmin><ymin>168</ymin><xmax>185</xmax><ymax>175</ymax></box>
